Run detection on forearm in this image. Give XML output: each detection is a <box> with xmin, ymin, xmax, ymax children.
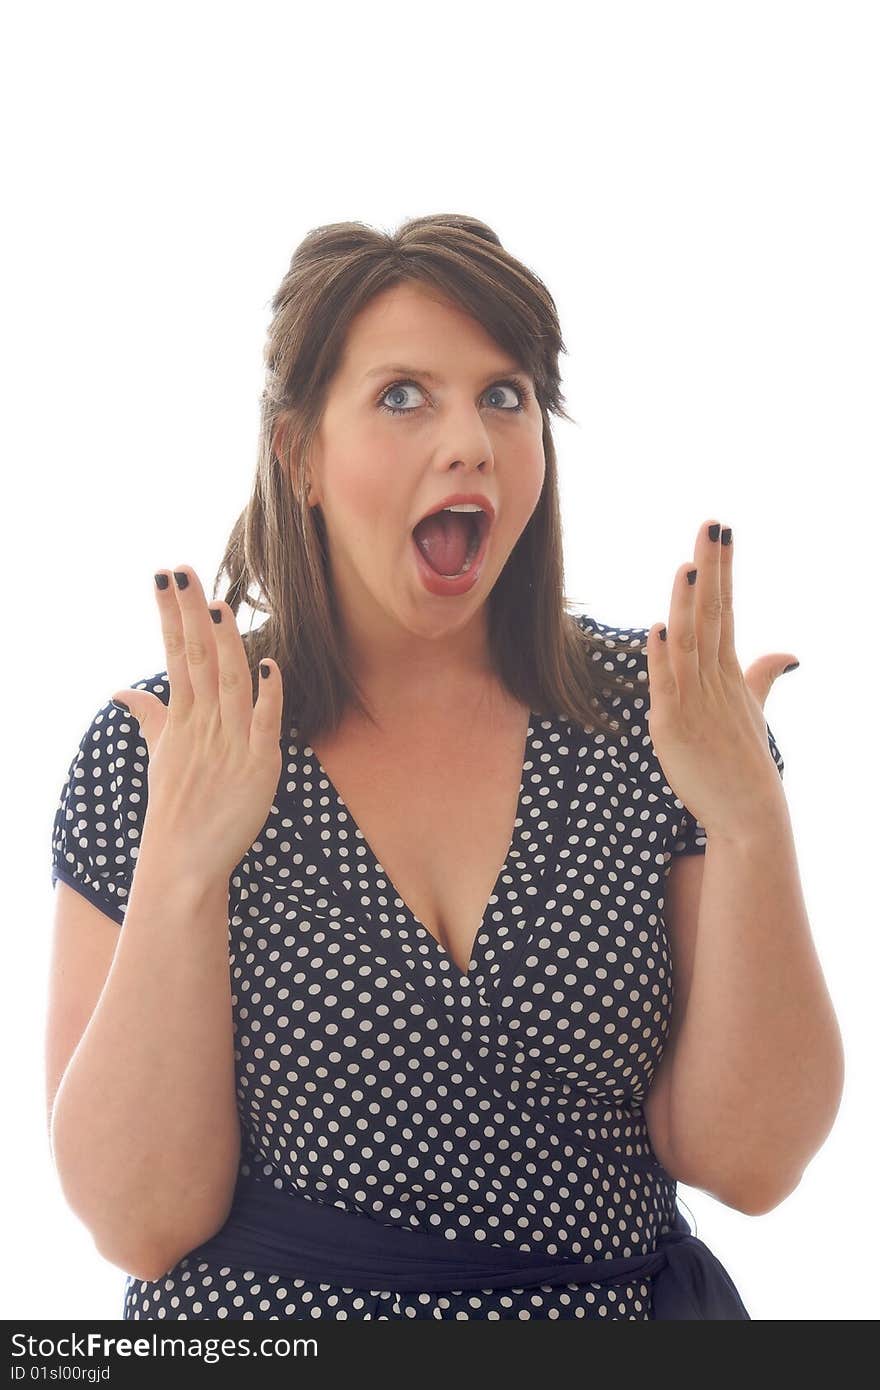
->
<box><xmin>665</xmin><ymin>808</ymin><xmax>844</xmax><ymax>1209</ymax></box>
<box><xmin>49</xmin><ymin>836</ymin><xmax>241</xmax><ymax>1277</ymax></box>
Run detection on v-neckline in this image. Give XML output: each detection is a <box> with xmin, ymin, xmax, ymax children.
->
<box><xmin>297</xmin><ymin>708</ymin><xmax>540</xmax><ymax>986</ymax></box>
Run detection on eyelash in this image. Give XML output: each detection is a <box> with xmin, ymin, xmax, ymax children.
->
<box><xmin>377</xmin><ymin>375</ymin><xmax>532</xmax><ymax>417</ymax></box>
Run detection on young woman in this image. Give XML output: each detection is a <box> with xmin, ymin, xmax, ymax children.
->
<box><xmin>47</xmin><ymin>213</ymin><xmax>843</xmax><ymax>1320</ymax></box>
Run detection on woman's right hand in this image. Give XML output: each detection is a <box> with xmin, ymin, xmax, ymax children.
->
<box><xmin>110</xmin><ymin>566</ymin><xmax>284</xmax><ymax>889</ymax></box>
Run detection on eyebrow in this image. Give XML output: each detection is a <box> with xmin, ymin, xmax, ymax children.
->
<box><xmin>361</xmin><ymin>362</ymin><xmax>528</xmax><ymax>385</ymax></box>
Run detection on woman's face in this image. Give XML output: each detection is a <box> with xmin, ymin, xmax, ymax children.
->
<box><xmin>304</xmin><ymin>281</ymin><xmax>546</xmax><ymax>652</ymax></box>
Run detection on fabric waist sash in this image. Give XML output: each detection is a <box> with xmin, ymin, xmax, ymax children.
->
<box><xmin>185</xmin><ymin>1174</ymin><xmax>749</xmax><ymax>1320</ymax></box>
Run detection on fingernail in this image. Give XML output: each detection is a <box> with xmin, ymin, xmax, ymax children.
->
<box><xmin>111</xmin><ymin>699</ymin><xmax>130</xmax><ymax>713</ymax></box>
<box><xmin>173</xmin><ymin>571</ymin><xmax>189</xmax><ymax>589</ymax></box>
<box><xmin>721</xmin><ymin>527</ymin><xmax>732</xmax><ymax>545</ymax></box>
<box><xmin>260</xmin><ymin>662</ymin><xmax>271</xmax><ymax>678</ymax></box>
<box><xmin>659</xmin><ymin>627</ymin><xmax>667</xmax><ymax>641</ymax></box>
<box><xmin>783</xmin><ymin>661</ymin><xmax>799</xmax><ymax>674</ymax></box>
<box><xmin>708</xmin><ymin>523</ymin><xmax>721</xmax><ymax>542</ymax></box>
<box><xmin>154</xmin><ymin>573</ymin><xmax>169</xmax><ymax>590</ymax></box>
<box><xmin>209</xmin><ymin>608</ymin><xmax>222</xmax><ymax>624</ymax></box>
<box><xmin>687</xmin><ymin>569</ymin><xmax>697</xmax><ymax>585</ymax></box>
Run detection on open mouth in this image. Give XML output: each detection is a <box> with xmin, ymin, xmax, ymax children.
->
<box><xmin>411</xmin><ymin>505</ymin><xmax>491</xmax><ymax>578</ymax></box>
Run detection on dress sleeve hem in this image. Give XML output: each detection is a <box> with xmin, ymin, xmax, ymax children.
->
<box><xmin>51</xmin><ymin>864</ymin><xmax>126</xmax><ymax>927</ymax></box>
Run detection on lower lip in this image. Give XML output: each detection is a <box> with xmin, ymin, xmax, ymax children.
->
<box><xmin>410</xmin><ymin>521</ymin><xmax>491</xmax><ymax>596</ymax></box>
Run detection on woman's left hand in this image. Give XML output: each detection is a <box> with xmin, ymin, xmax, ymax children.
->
<box><xmin>645</xmin><ymin>519</ymin><xmax>797</xmax><ymax>838</ymax></box>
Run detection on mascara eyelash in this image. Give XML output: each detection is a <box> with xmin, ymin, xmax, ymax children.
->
<box><xmin>377</xmin><ymin>376</ymin><xmax>532</xmax><ymax>417</ymax></box>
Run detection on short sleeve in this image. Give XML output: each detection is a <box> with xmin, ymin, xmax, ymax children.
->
<box><xmin>50</xmin><ymin>672</ymin><xmax>169</xmax><ymax>925</ymax></box>
<box><xmin>669</xmin><ymin>718</ymin><xmax>785</xmax><ymax>857</ymax></box>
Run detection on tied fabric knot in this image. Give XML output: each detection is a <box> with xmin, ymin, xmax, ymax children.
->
<box><xmin>652</xmin><ymin>1221</ymin><xmax>751</xmax><ymax>1320</ymax></box>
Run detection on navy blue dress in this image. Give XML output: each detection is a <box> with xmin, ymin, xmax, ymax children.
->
<box><xmin>50</xmin><ymin>615</ymin><xmax>784</xmax><ymax>1320</ymax></box>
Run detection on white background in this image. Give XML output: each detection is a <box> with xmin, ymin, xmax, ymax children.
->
<box><xmin>4</xmin><ymin>0</ymin><xmax>876</xmax><ymax>1322</ymax></box>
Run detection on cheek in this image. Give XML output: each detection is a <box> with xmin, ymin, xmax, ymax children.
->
<box><xmin>529</xmin><ymin>453</ymin><xmax>546</xmax><ymax>508</ymax></box>
<box><xmin>329</xmin><ymin>451</ymin><xmax>400</xmax><ymax>528</ymax></box>
<box><xmin>343</xmin><ymin>466</ymin><xmax>384</xmax><ymax>523</ymax></box>
<box><xmin>511</xmin><ymin>447</ymin><xmax>546</xmax><ymax>519</ymax></box>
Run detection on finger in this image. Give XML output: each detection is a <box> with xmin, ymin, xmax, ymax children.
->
<box><xmin>170</xmin><ymin>565</ymin><xmax>220</xmax><ymax>708</ymax></box>
<box><xmin>206</xmin><ymin>598</ymin><xmax>260</xmax><ymax>740</ymax></box>
<box><xmin>669</xmin><ymin>558</ymin><xmax>701</xmax><ymax>697</ymax></box>
<box><xmin>153</xmin><ymin>568</ymin><xmax>194</xmax><ymax>714</ymax></box>
<box><xmin>250</xmin><ymin>656</ymin><xmax>284</xmax><ymax>759</ymax></box>
<box><xmin>718</xmin><ymin>523</ymin><xmax>736</xmax><ymax>670</ymax></box>
<box><xmin>108</xmin><ymin>687</ymin><xmax>167</xmax><ymax>756</ymax></box>
<box><xmin>646</xmin><ymin>620</ymin><xmax>678</xmax><ymax>718</ymax></box>
<box><xmin>695</xmin><ymin>518</ymin><xmax>723</xmax><ymax>668</ymax></box>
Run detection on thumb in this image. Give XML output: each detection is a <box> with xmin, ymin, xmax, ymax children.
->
<box><xmin>109</xmin><ymin>689</ymin><xmax>168</xmax><ymax>755</ymax></box>
<box><xmin>742</xmin><ymin>653</ymin><xmax>799</xmax><ymax>710</ymax></box>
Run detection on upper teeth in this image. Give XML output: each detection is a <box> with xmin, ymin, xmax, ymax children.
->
<box><xmin>442</xmin><ymin>503</ymin><xmax>483</xmax><ymax>513</ymax></box>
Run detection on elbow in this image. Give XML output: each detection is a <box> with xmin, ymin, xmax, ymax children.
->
<box><xmin>95</xmin><ymin>1196</ymin><xmax>237</xmax><ymax>1285</ymax></box>
<box><xmin>724</xmin><ymin>1167</ymin><xmax>803</xmax><ymax>1216</ymax></box>
<box><xmin>95</xmin><ymin>1219</ymin><xmax>222</xmax><ymax>1284</ymax></box>
<box><xmin>116</xmin><ymin>1207</ymin><xmax>236</xmax><ymax>1285</ymax></box>
<box><xmin>728</xmin><ymin>1078</ymin><xmax>844</xmax><ymax>1217</ymax></box>
<box><xmin>94</xmin><ymin>1233</ymin><xmax>177</xmax><ymax>1284</ymax></box>
<box><xmin>673</xmin><ymin>1154</ymin><xmax>804</xmax><ymax>1216</ymax></box>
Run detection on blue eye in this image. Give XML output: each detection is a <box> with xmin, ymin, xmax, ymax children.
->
<box><xmin>378</xmin><ymin>376</ymin><xmax>531</xmax><ymax>417</ymax></box>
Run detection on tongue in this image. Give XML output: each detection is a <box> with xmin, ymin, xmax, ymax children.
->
<box><xmin>412</xmin><ymin>511</ymin><xmax>472</xmax><ymax>576</ymax></box>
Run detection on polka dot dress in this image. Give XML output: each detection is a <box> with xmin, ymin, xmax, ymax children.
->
<box><xmin>50</xmin><ymin>614</ymin><xmax>785</xmax><ymax>1320</ymax></box>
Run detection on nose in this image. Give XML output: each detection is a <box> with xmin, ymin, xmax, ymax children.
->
<box><xmin>449</xmin><ymin>454</ymin><xmax>490</xmax><ymax>473</ymax></box>
<box><xmin>438</xmin><ymin>426</ymin><xmax>496</xmax><ymax>476</ymax></box>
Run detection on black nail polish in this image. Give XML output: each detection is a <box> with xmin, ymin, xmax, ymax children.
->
<box><xmin>209</xmin><ymin>608</ymin><xmax>222</xmax><ymax>623</ymax></box>
<box><xmin>260</xmin><ymin>662</ymin><xmax>271</xmax><ymax>678</ymax></box>
<box><xmin>783</xmin><ymin>661</ymin><xmax>799</xmax><ymax>674</ymax></box>
<box><xmin>708</xmin><ymin>524</ymin><xmax>721</xmax><ymax>542</ymax></box>
<box><xmin>687</xmin><ymin>569</ymin><xmax>697</xmax><ymax>585</ymax></box>
<box><xmin>112</xmin><ymin>699</ymin><xmax>130</xmax><ymax>713</ymax></box>
<box><xmin>721</xmin><ymin>527</ymin><xmax>732</xmax><ymax>545</ymax></box>
<box><xmin>173</xmin><ymin>571</ymin><xmax>189</xmax><ymax>589</ymax></box>
<box><xmin>659</xmin><ymin>627</ymin><xmax>667</xmax><ymax>641</ymax></box>
<box><xmin>154</xmin><ymin>573</ymin><xmax>169</xmax><ymax>590</ymax></box>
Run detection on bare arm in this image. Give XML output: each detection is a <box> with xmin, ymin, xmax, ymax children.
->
<box><xmin>48</xmin><ymin>559</ymin><xmax>283</xmax><ymax>1283</ymax></box>
<box><xmin>646</xmin><ymin>812</ymin><xmax>843</xmax><ymax>1213</ymax></box>
<box><xmin>49</xmin><ymin>835</ymin><xmax>240</xmax><ymax>1281</ymax></box>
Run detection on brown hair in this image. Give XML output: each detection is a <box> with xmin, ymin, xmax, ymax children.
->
<box><xmin>211</xmin><ymin>213</ymin><xmax>644</xmax><ymax>748</ymax></box>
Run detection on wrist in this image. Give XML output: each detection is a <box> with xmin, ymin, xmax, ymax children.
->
<box><xmin>704</xmin><ymin>787</ymin><xmax>791</xmax><ymax>848</ymax></box>
<box><xmin>134</xmin><ymin>826</ymin><xmax>232</xmax><ymax>905</ymax></box>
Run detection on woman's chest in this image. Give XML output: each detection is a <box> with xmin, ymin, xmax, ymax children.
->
<box><xmin>308</xmin><ymin>701</ymin><xmax>532</xmax><ymax>975</ymax></box>
<box><xmin>234</xmin><ymin>708</ymin><xmax>676</xmax><ymax>1104</ymax></box>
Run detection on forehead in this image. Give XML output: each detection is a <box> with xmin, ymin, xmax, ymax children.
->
<box><xmin>340</xmin><ymin>283</ymin><xmax>525</xmax><ymax>377</ymax></box>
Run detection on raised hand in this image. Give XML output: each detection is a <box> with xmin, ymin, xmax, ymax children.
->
<box><xmin>644</xmin><ymin>520</ymin><xmax>797</xmax><ymax>839</ymax></box>
<box><xmin>110</xmin><ymin>567</ymin><xmax>283</xmax><ymax>889</ymax></box>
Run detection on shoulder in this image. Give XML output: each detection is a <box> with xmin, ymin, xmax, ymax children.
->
<box><xmin>570</xmin><ymin>609</ymin><xmax>785</xmax><ymax>840</ymax></box>
<box><xmin>569</xmin><ymin>608</ymin><xmax>691</xmax><ymax>812</ymax></box>
<box><xmin>80</xmin><ymin>668</ymin><xmax>172</xmax><ymax>766</ymax></box>
<box><xmin>51</xmin><ymin>668</ymin><xmax>172</xmax><ymax>923</ymax></box>
<box><xmin>572</xmin><ymin>609</ymin><xmax>784</xmax><ymax>779</ymax></box>
<box><xmin>570</xmin><ymin>610</ymin><xmax>653</xmax><ymax>733</ymax></box>
<box><xmin>66</xmin><ymin>666</ymin><xmax>171</xmax><ymax>771</ymax></box>
<box><xmin>128</xmin><ymin>668</ymin><xmax>171</xmax><ymax>706</ymax></box>
<box><xmin>572</xmin><ymin>611</ymin><xmax>647</xmax><ymax>664</ymax></box>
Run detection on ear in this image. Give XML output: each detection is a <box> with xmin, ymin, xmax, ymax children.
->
<box><xmin>304</xmin><ymin>439</ymin><xmax>324</xmax><ymax>510</ymax></box>
<box><xmin>273</xmin><ymin>419</ymin><xmax>318</xmax><ymax>508</ymax></box>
